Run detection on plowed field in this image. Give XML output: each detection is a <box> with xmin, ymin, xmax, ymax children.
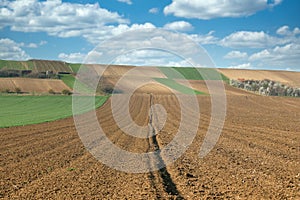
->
<box><xmin>1</xmin><ymin>85</ymin><xmax>299</xmax><ymax>199</ymax></box>
<box><xmin>0</xmin><ymin>78</ymin><xmax>71</xmax><ymax>93</ymax></box>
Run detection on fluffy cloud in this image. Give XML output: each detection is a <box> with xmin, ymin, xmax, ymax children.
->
<box><xmin>74</xmin><ymin>29</ymin><xmax>216</xmax><ymax>68</ymax></box>
<box><xmin>0</xmin><ymin>38</ymin><xmax>30</xmax><ymax>60</ymax></box>
<box><xmin>58</xmin><ymin>52</ymin><xmax>86</xmax><ymax>63</ymax></box>
<box><xmin>188</xmin><ymin>31</ymin><xmax>218</xmax><ymax>45</ymax></box>
<box><xmin>249</xmin><ymin>43</ymin><xmax>300</xmax><ymax>68</ymax></box>
<box><xmin>117</xmin><ymin>0</ymin><xmax>132</xmax><ymax>5</ymax></box>
<box><xmin>164</xmin><ymin>0</ymin><xmax>282</xmax><ymax>19</ymax></box>
<box><xmin>220</xmin><ymin>31</ymin><xmax>285</xmax><ymax>48</ymax></box>
<box><xmin>276</xmin><ymin>25</ymin><xmax>300</xmax><ymax>36</ymax></box>
<box><xmin>149</xmin><ymin>8</ymin><xmax>159</xmax><ymax>14</ymax></box>
<box><xmin>26</xmin><ymin>43</ymin><xmax>38</xmax><ymax>48</ymax></box>
<box><xmin>81</xmin><ymin>22</ymin><xmax>156</xmax><ymax>44</ymax></box>
<box><xmin>228</xmin><ymin>63</ymin><xmax>252</xmax><ymax>69</ymax></box>
<box><xmin>0</xmin><ymin>0</ymin><xmax>128</xmax><ymax>38</ymax></box>
<box><xmin>163</xmin><ymin>21</ymin><xmax>193</xmax><ymax>32</ymax></box>
<box><xmin>224</xmin><ymin>51</ymin><xmax>248</xmax><ymax>59</ymax></box>
<box><xmin>220</xmin><ymin>26</ymin><xmax>300</xmax><ymax>49</ymax></box>
<box><xmin>113</xmin><ymin>50</ymin><xmax>187</xmax><ymax>66</ymax></box>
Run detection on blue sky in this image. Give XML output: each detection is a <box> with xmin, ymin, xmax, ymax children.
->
<box><xmin>0</xmin><ymin>0</ymin><xmax>300</xmax><ymax>71</ymax></box>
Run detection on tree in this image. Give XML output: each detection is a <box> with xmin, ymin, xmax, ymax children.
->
<box><xmin>15</xmin><ymin>87</ymin><xmax>21</xmax><ymax>94</ymax></box>
<box><xmin>62</xmin><ymin>89</ymin><xmax>72</xmax><ymax>95</ymax></box>
<box><xmin>48</xmin><ymin>89</ymin><xmax>56</xmax><ymax>94</ymax></box>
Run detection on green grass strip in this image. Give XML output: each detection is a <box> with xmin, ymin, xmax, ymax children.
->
<box><xmin>158</xmin><ymin>67</ymin><xmax>229</xmax><ymax>82</ymax></box>
<box><xmin>0</xmin><ymin>95</ymin><xmax>108</xmax><ymax>128</ymax></box>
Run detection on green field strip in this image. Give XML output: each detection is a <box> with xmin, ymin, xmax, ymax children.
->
<box><xmin>153</xmin><ymin>78</ymin><xmax>205</xmax><ymax>95</ymax></box>
<box><xmin>60</xmin><ymin>74</ymin><xmax>94</xmax><ymax>93</ymax></box>
<box><xmin>68</xmin><ymin>63</ymin><xmax>82</xmax><ymax>73</ymax></box>
<box><xmin>158</xmin><ymin>67</ymin><xmax>229</xmax><ymax>82</ymax></box>
<box><xmin>0</xmin><ymin>95</ymin><xmax>108</xmax><ymax>128</ymax></box>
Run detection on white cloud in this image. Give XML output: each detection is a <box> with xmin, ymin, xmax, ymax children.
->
<box><xmin>276</xmin><ymin>25</ymin><xmax>300</xmax><ymax>36</ymax></box>
<box><xmin>39</xmin><ymin>40</ymin><xmax>47</xmax><ymax>45</ymax></box>
<box><xmin>113</xmin><ymin>50</ymin><xmax>193</xmax><ymax>67</ymax></box>
<box><xmin>149</xmin><ymin>8</ymin><xmax>159</xmax><ymax>14</ymax></box>
<box><xmin>163</xmin><ymin>21</ymin><xmax>193</xmax><ymax>32</ymax></box>
<box><xmin>0</xmin><ymin>0</ymin><xmax>128</xmax><ymax>39</ymax></box>
<box><xmin>188</xmin><ymin>31</ymin><xmax>218</xmax><ymax>45</ymax></box>
<box><xmin>81</xmin><ymin>22</ymin><xmax>156</xmax><ymax>45</ymax></box>
<box><xmin>0</xmin><ymin>38</ymin><xmax>30</xmax><ymax>60</ymax></box>
<box><xmin>58</xmin><ymin>52</ymin><xmax>86</xmax><ymax>63</ymax></box>
<box><xmin>228</xmin><ymin>63</ymin><xmax>252</xmax><ymax>69</ymax></box>
<box><xmin>78</xmin><ymin>29</ymin><xmax>215</xmax><ymax>68</ymax></box>
<box><xmin>27</xmin><ymin>43</ymin><xmax>38</xmax><ymax>48</ymax></box>
<box><xmin>117</xmin><ymin>0</ymin><xmax>132</xmax><ymax>5</ymax></box>
<box><xmin>18</xmin><ymin>40</ymin><xmax>48</xmax><ymax>49</ymax></box>
<box><xmin>276</xmin><ymin>25</ymin><xmax>290</xmax><ymax>36</ymax></box>
<box><xmin>164</xmin><ymin>0</ymin><xmax>282</xmax><ymax>20</ymax></box>
<box><xmin>220</xmin><ymin>31</ymin><xmax>286</xmax><ymax>48</ymax></box>
<box><xmin>224</xmin><ymin>51</ymin><xmax>248</xmax><ymax>59</ymax></box>
<box><xmin>249</xmin><ymin>43</ymin><xmax>300</xmax><ymax>68</ymax></box>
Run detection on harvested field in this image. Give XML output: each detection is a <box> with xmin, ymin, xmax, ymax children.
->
<box><xmin>1</xmin><ymin>85</ymin><xmax>299</xmax><ymax>199</ymax></box>
<box><xmin>89</xmin><ymin>64</ymin><xmax>167</xmax><ymax>78</ymax></box>
<box><xmin>0</xmin><ymin>78</ymin><xmax>71</xmax><ymax>93</ymax></box>
<box><xmin>218</xmin><ymin>68</ymin><xmax>300</xmax><ymax>87</ymax></box>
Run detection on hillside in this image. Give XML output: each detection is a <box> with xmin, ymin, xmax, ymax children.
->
<box><xmin>0</xmin><ymin>59</ymin><xmax>73</xmax><ymax>73</ymax></box>
<box><xmin>0</xmin><ymin>59</ymin><xmax>299</xmax><ymax>95</ymax></box>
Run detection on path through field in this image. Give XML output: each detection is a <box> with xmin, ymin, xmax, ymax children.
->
<box><xmin>1</xmin><ymin>86</ymin><xmax>299</xmax><ymax>199</ymax></box>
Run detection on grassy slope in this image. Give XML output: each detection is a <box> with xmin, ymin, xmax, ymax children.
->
<box><xmin>0</xmin><ymin>59</ymin><xmax>71</xmax><ymax>72</ymax></box>
<box><xmin>159</xmin><ymin>67</ymin><xmax>229</xmax><ymax>82</ymax></box>
<box><xmin>156</xmin><ymin>67</ymin><xmax>229</xmax><ymax>94</ymax></box>
<box><xmin>0</xmin><ymin>95</ymin><xmax>108</xmax><ymax>128</ymax></box>
<box><xmin>0</xmin><ymin>60</ymin><xmax>25</xmax><ymax>70</ymax></box>
<box><xmin>68</xmin><ymin>63</ymin><xmax>82</xmax><ymax>73</ymax></box>
<box><xmin>60</xmin><ymin>74</ymin><xmax>94</xmax><ymax>93</ymax></box>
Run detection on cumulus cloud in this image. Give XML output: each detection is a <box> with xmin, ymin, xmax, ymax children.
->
<box><xmin>117</xmin><ymin>0</ymin><xmax>132</xmax><ymax>5</ymax></box>
<box><xmin>18</xmin><ymin>40</ymin><xmax>48</xmax><ymax>49</ymax></box>
<box><xmin>164</xmin><ymin>0</ymin><xmax>282</xmax><ymax>19</ymax></box>
<box><xmin>0</xmin><ymin>0</ymin><xmax>128</xmax><ymax>39</ymax></box>
<box><xmin>228</xmin><ymin>63</ymin><xmax>252</xmax><ymax>69</ymax></box>
<box><xmin>188</xmin><ymin>31</ymin><xmax>218</xmax><ymax>45</ymax></box>
<box><xmin>82</xmin><ymin>22</ymin><xmax>156</xmax><ymax>44</ymax></box>
<box><xmin>276</xmin><ymin>25</ymin><xmax>300</xmax><ymax>36</ymax></box>
<box><xmin>220</xmin><ymin>31</ymin><xmax>286</xmax><ymax>48</ymax></box>
<box><xmin>149</xmin><ymin>8</ymin><xmax>159</xmax><ymax>14</ymax></box>
<box><xmin>249</xmin><ymin>43</ymin><xmax>300</xmax><ymax>68</ymax></box>
<box><xmin>26</xmin><ymin>43</ymin><xmax>38</xmax><ymax>48</ymax></box>
<box><xmin>58</xmin><ymin>52</ymin><xmax>86</xmax><ymax>63</ymax></box>
<box><xmin>0</xmin><ymin>38</ymin><xmax>30</xmax><ymax>60</ymax></box>
<box><xmin>224</xmin><ymin>51</ymin><xmax>248</xmax><ymax>59</ymax></box>
<box><xmin>163</xmin><ymin>21</ymin><xmax>193</xmax><ymax>32</ymax></box>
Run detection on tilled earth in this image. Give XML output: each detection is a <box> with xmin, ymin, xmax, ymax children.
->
<box><xmin>1</xmin><ymin>87</ymin><xmax>299</xmax><ymax>199</ymax></box>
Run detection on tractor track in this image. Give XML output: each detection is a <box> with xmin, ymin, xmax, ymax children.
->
<box><xmin>147</xmin><ymin>94</ymin><xmax>184</xmax><ymax>199</ymax></box>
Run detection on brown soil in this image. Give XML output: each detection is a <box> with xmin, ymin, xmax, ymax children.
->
<box><xmin>218</xmin><ymin>68</ymin><xmax>300</xmax><ymax>87</ymax></box>
<box><xmin>0</xmin><ymin>78</ymin><xmax>71</xmax><ymax>93</ymax></box>
<box><xmin>1</xmin><ymin>83</ymin><xmax>299</xmax><ymax>199</ymax></box>
<box><xmin>88</xmin><ymin>64</ymin><xmax>166</xmax><ymax>78</ymax></box>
